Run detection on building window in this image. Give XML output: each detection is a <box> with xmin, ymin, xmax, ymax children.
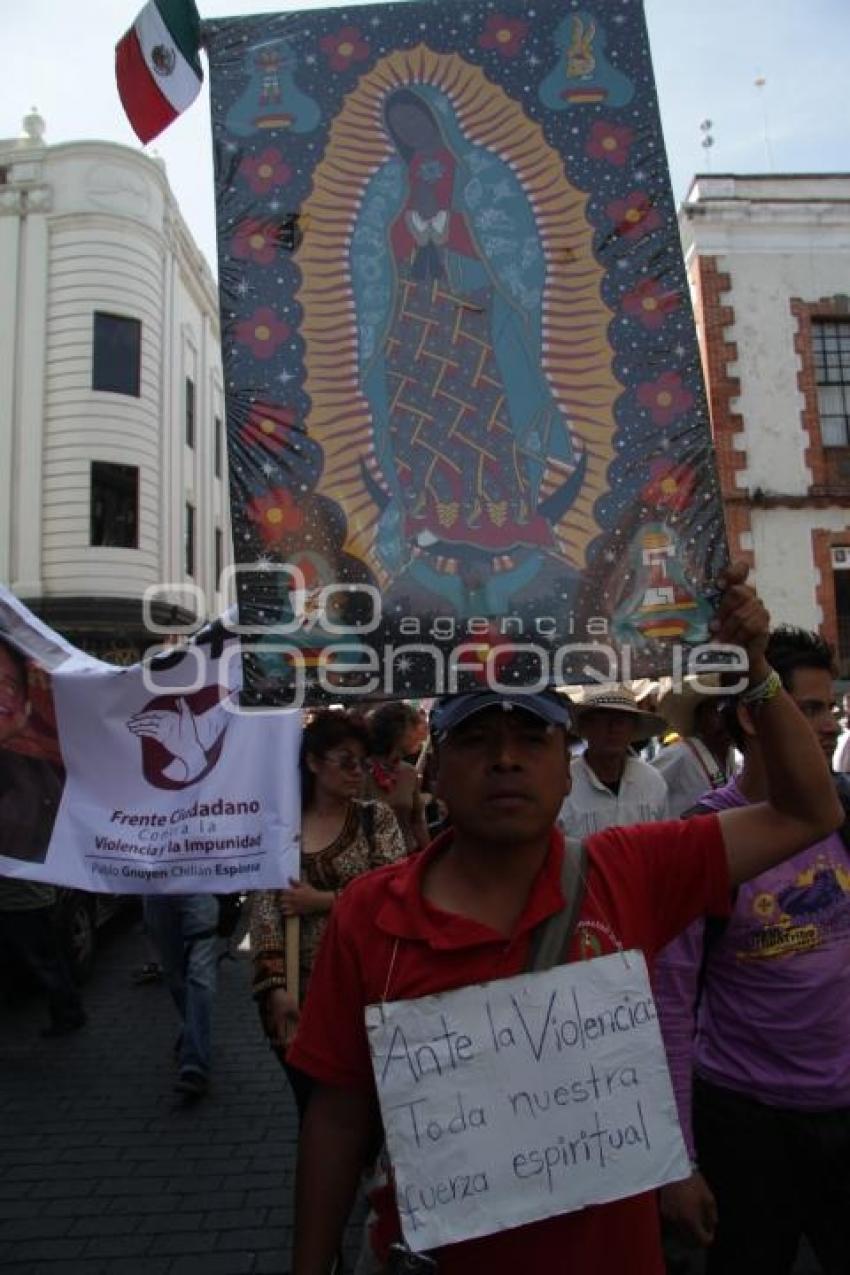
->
<box><xmin>814</xmin><ymin>320</ymin><xmax>850</xmax><ymax>446</ymax></box>
<box><xmin>185</xmin><ymin>503</ymin><xmax>196</xmax><ymax>577</ymax></box>
<box><xmin>92</xmin><ymin>313</ymin><xmax>141</xmax><ymax>396</ymax></box>
<box><xmin>214</xmin><ymin>415</ymin><xmax>223</xmax><ymax>478</ymax></box>
<box><xmin>185</xmin><ymin>377</ymin><xmax>196</xmax><ymax>449</ymax></box>
<box><xmin>834</xmin><ymin>568</ymin><xmax>850</xmax><ymax>678</ymax></box>
<box><xmin>215</xmin><ymin>528</ymin><xmax>223</xmax><ymax>590</ymax></box>
<box><xmin>91</xmin><ymin>462</ymin><xmax>138</xmax><ymax>548</ymax></box>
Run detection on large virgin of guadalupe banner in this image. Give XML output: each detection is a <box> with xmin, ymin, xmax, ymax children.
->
<box><xmin>205</xmin><ymin>0</ymin><xmax>727</xmax><ymax>703</ymax></box>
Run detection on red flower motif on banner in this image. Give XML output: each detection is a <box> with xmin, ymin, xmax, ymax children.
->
<box><xmin>641</xmin><ymin>460</ymin><xmax>697</xmax><ymax>512</ymax></box>
<box><xmin>238</xmin><ymin>148</ymin><xmax>292</xmax><ymax>196</ymax></box>
<box><xmin>231</xmin><ymin>219</ymin><xmax>279</xmax><ymax>266</ymax></box>
<box><xmin>241</xmin><ymin>402</ymin><xmax>298</xmax><ymax>454</ymax></box>
<box><xmin>637</xmin><ymin>371</ymin><xmax>695</xmax><ymax>426</ymax></box>
<box><xmin>586</xmin><ymin>120</ymin><xmax>634</xmax><ymax>167</ymax></box>
<box><xmin>247</xmin><ymin>486</ymin><xmax>304</xmax><ymax>547</ymax></box>
<box><xmin>622</xmin><ymin>278</ymin><xmax>680</xmax><ymax>330</ymax></box>
<box><xmin>319</xmin><ymin>26</ymin><xmax>370</xmax><ymax>71</ymax></box>
<box><xmin>607</xmin><ymin>191</ymin><xmax>662</xmax><ymax>241</ymax></box>
<box><xmin>234</xmin><ymin>308</ymin><xmax>290</xmax><ymax>360</ymax></box>
<box><xmin>478</xmin><ymin>14</ymin><xmax>529</xmax><ymax>58</ymax></box>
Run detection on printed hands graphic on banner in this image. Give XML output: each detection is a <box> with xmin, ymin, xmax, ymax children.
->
<box><xmin>127</xmin><ymin>687</ymin><xmax>237</xmax><ymax>790</ymax></box>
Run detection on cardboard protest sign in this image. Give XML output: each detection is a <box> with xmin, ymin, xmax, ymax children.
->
<box><xmin>0</xmin><ymin>587</ymin><xmax>300</xmax><ymax>893</ymax></box>
<box><xmin>204</xmin><ymin>0</ymin><xmax>727</xmax><ymax>703</ymax></box>
<box><xmin>366</xmin><ymin>950</ymin><xmax>689</xmax><ymax>1252</ymax></box>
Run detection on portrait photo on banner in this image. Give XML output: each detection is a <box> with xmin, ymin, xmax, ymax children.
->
<box><xmin>0</xmin><ymin>625</ymin><xmax>66</xmax><ymax>867</ymax></box>
<box><xmin>205</xmin><ymin>0</ymin><xmax>727</xmax><ymax>702</ymax></box>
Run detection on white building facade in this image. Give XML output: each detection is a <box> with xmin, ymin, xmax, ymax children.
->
<box><xmin>0</xmin><ymin>112</ymin><xmax>229</xmax><ymax>662</ymax></box>
<box><xmin>680</xmin><ymin>174</ymin><xmax>850</xmax><ymax>672</ymax></box>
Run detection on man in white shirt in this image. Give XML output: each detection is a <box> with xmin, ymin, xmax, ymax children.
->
<box><xmin>558</xmin><ymin>684</ymin><xmax>669</xmax><ymax>837</ymax></box>
<box><xmin>653</xmin><ymin>676</ymin><xmax>736</xmax><ymax>817</ymax></box>
<box><xmin>832</xmin><ymin>691</ymin><xmax>850</xmax><ymax>772</ymax></box>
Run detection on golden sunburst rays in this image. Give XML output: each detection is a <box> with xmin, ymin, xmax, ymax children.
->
<box><xmin>296</xmin><ymin>45</ymin><xmax>619</xmax><ymax>581</ymax></box>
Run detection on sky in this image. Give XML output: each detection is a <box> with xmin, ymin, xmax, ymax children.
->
<box><xmin>3</xmin><ymin>0</ymin><xmax>849</xmax><ymax>273</ymax></box>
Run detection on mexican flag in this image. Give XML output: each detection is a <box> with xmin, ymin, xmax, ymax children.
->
<box><xmin>116</xmin><ymin>0</ymin><xmax>204</xmax><ymax>144</ymax></box>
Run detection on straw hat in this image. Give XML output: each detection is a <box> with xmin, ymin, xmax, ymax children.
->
<box><xmin>657</xmin><ymin>674</ymin><xmax>725</xmax><ymax>740</ymax></box>
<box><xmin>572</xmin><ymin>683</ymin><xmax>667</xmax><ymax>739</ymax></box>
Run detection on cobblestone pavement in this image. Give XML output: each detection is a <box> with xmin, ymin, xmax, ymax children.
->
<box><xmin>0</xmin><ymin>913</ymin><xmax>821</xmax><ymax>1275</ymax></box>
<box><xmin>0</xmin><ymin>913</ymin><xmax>363</xmax><ymax>1275</ymax></box>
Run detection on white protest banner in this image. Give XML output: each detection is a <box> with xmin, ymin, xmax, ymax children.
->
<box><xmin>0</xmin><ymin>586</ymin><xmax>300</xmax><ymax>892</ymax></box>
<box><xmin>366</xmin><ymin>950</ymin><xmax>689</xmax><ymax>1252</ymax></box>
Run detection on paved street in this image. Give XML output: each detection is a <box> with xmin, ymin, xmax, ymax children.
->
<box><xmin>0</xmin><ymin>912</ymin><xmax>363</xmax><ymax>1275</ymax></box>
<box><xmin>0</xmin><ymin>911</ymin><xmax>821</xmax><ymax>1275</ymax></box>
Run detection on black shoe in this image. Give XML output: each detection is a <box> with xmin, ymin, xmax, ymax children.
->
<box><xmin>174</xmin><ymin>1070</ymin><xmax>209</xmax><ymax>1098</ymax></box>
<box><xmin>41</xmin><ymin>1015</ymin><xmax>87</xmax><ymax>1038</ymax></box>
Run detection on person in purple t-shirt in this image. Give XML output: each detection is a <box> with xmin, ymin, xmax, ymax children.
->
<box><xmin>655</xmin><ymin>626</ymin><xmax>849</xmax><ymax>1274</ymax></box>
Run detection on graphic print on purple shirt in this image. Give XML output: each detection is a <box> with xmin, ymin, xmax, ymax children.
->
<box><xmin>655</xmin><ymin>776</ymin><xmax>850</xmax><ymax>1151</ymax></box>
<box><xmin>699</xmin><ymin>779</ymin><xmax>850</xmax><ymax>971</ymax></box>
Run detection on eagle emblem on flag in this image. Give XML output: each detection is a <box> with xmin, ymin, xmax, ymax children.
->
<box><xmin>152</xmin><ymin>43</ymin><xmax>177</xmax><ymax>76</ymax></box>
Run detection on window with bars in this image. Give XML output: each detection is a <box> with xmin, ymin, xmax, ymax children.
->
<box><xmin>90</xmin><ymin>462</ymin><xmax>139</xmax><ymax>548</ymax></box>
<box><xmin>92</xmin><ymin>313</ymin><xmax>141</xmax><ymax>397</ymax></box>
<box><xmin>834</xmin><ymin>570</ymin><xmax>850</xmax><ymax>678</ymax></box>
<box><xmin>185</xmin><ymin>502</ymin><xmax>196</xmax><ymax>577</ymax></box>
<box><xmin>215</xmin><ymin>528</ymin><xmax>223</xmax><ymax>591</ymax></box>
<box><xmin>814</xmin><ymin>320</ymin><xmax>850</xmax><ymax>447</ymax></box>
<box><xmin>185</xmin><ymin>377</ymin><xmax>196</xmax><ymax>449</ymax></box>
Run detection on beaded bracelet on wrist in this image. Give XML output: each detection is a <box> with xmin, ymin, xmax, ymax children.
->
<box><xmin>740</xmin><ymin>667</ymin><xmax>782</xmax><ymax>707</ymax></box>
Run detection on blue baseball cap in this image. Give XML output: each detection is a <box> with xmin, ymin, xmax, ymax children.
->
<box><xmin>430</xmin><ymin>689</ymin><xmax>574</xmax><ymax>740</ymax></box>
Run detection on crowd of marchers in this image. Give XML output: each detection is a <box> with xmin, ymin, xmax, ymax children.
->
<box><xmin>2</xmin><ymin>565</ymin><xmax>848</xmax><ymax>1274</ymax></box>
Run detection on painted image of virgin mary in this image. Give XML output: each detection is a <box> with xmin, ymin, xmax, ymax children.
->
<box><xmin>350</xmin><ymin>87</ymin><xmax>585</xmax><ymax>612</ymax></box>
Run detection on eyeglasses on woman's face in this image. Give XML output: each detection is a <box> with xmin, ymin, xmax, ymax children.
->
<box><xmin>321</xmin><ymin>750</ymin><xmax>367</xmax><ymax>774</ymax></box>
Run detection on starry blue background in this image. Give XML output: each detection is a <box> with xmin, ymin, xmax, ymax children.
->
<box><xmin>204</xmin><ymin>0</ymin><xmax>728</xmax><ymax>699</ymax></box>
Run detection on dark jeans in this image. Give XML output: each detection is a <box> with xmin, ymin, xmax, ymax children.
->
<box><xmin>143</xmin><ymin>896</ymin><xmax>218</xmax><ymax>1078</ymax></box>
<box><xmin>0</xmin><ymin>907</ymin><xmax>85</xmax><ymax>1028</ymax></box>
<box><xmin>694</xmin><ymin>1076</ymin><xmax>850</xmax><ymax>1274</ymax></box>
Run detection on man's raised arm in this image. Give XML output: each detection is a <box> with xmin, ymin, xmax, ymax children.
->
<box><xmin>712</xmin><ymin>564</ymin><xmax>842</xmax><ymax>885</ymax></box>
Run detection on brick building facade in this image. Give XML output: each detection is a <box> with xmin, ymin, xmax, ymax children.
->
<box><xmin>681</xmin><ymin>174</ymin><xmax>850</xmax><ymax>672</ymax></box>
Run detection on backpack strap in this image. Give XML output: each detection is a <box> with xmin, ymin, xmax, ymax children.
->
<box><xmin>683</xmin><ymin>738</ymin><xmax>727</xmax><ymax>790</ymax></box>
<box><xmin>526</xmin><ymin>836</ymin><xmax>588</xmax><ymax>972</ymax></box>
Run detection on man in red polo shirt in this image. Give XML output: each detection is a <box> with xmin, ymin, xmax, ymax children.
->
<box><xmin>288</xmin><ymin>565</ymin><xmax>841</xmax><ymax>1275</ymax></box>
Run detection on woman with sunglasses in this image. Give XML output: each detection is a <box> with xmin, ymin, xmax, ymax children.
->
<box><xmin>250</xmin><ymin>709</ymin><xmax>405</xmax><ymax>1116</ymax></box>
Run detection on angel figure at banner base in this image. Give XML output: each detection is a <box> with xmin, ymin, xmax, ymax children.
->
<box><xmin>350</xmin><ymin>86</ymin><xmax>588</xmax><ymax>620</ymax></box>
<box><xmin>226</xmin><ymin>38</ymin><xmax>321</xmax><ymax>136</ymax></box>
<box><xmin>539</xmin><ymin>10</ymin><xmax>635</xmax><ymax>111</ymax></box>
<box><xmin>612</xmin><ymin>525</ymin><xmax>714</xmax><ymax>650</ymax></box>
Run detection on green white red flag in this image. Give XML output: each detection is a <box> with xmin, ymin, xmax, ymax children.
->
<box><xmin>116</xmin><ymin>0</ymin><xmax>203</xmax><ymax>144</ymax></box>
